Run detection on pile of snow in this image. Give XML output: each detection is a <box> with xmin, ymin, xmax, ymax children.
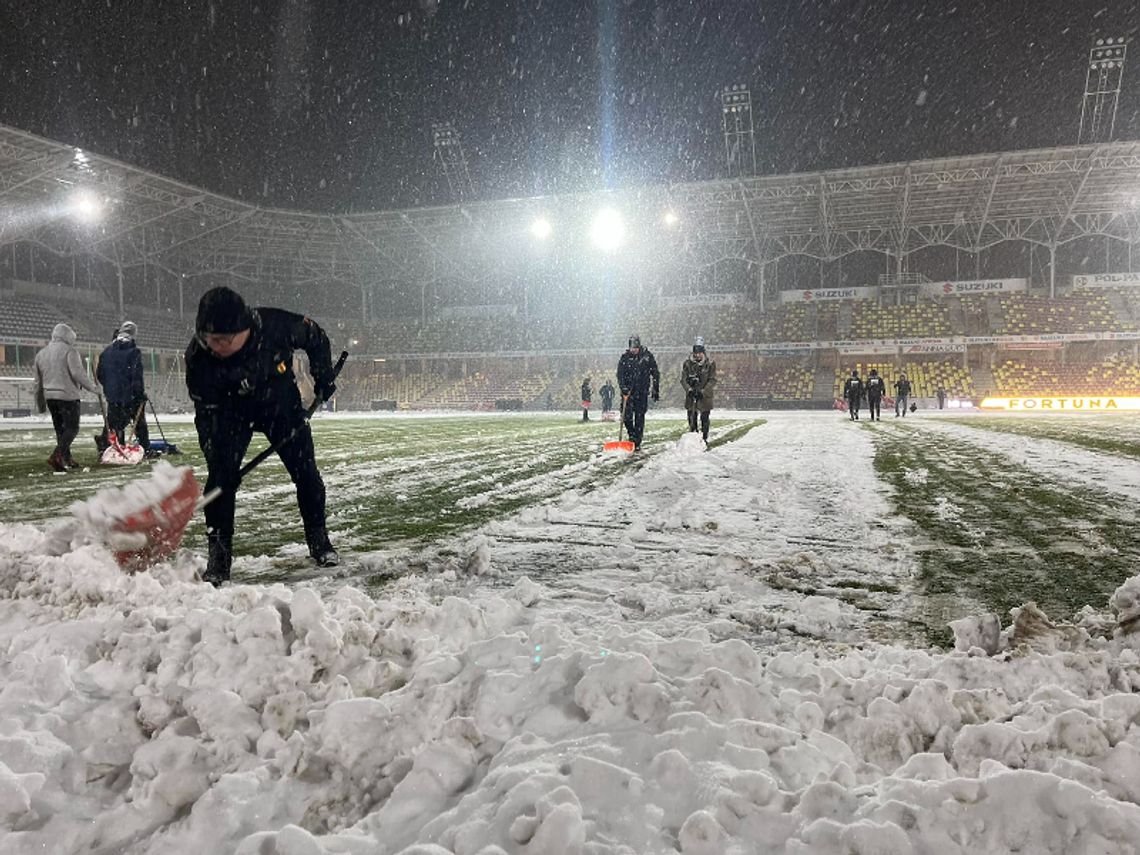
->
<box><xmin>5</xmin><ymin>415</ymin><xmax>1140</xmax><ymax>853</ymax></box>
<box><xmin>5</xmin><ymin>521</ymin><xmax>1140</xmax><ymax>854</ymax></box>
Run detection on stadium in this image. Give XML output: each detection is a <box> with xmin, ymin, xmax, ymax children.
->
<box><xmin>7</xmin><ymin>52</ymin><xmax>1140</xmax><ymax>855</ymax></box>
<box><xmin>3</xmin><ymin>124</ymin><xmax>1140</xmax><ymax>414</ymax></box>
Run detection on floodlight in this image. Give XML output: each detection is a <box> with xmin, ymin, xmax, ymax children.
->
<box><xmin>590</xmin><ymin>208</ymin><xmax>624</xmax><ymax>252</ymax></box>
<box><xmin>663</xmin><ymin>210</ymin><xmax>679</xmax><ymax>227</ymax></box>
<box><xmin>70</xmin><ymin>190</ymin><xmax>103</xmax><ymax>223</ymax></box>
<box><xmin>530</xmin><ymin>217</ymin><xmax>552</xmax><ymax>239</ymax></box>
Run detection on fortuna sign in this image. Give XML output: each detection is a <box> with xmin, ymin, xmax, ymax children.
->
<box><xmin>980</xmin><ymin>396</ymin><xmax>1140</xmax><ymax>411</ymax></box>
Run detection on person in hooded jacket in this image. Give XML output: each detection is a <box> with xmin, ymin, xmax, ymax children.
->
<box><xmin>96</xmin><ymin>321</ymin><xmax>149</xmax><ymax>453</ymax></box>
<box><xmin>34</xmin><ymin>323</ymin><xmax>100</xmax><ymax>470</ymax></box>
<box><xmin>616</xmin><ymin>335</ymin><xmax>660</xmax><ymax>450</ymax></box>
<box><xmin>580</xmin><ymin>377</ymin><xmax>592</xmax><ymax>422</ymax></box>
<box><xmin>865</xmin><ymin>368</ymin><xmax>885</xmax><ymax>421</ymax></box>
<box><xmin>681</xmin><ymin>337</ymin><xmax>716</xmax><ymax>443</ymax></box>
<box><xmin>185</xmin><ymin>286</ymin><xmax>338</xmax><ymax>586</ymax></box>
<box><xmin>843</xmin><ymin>369</ymin><xmax>864</xmax><ymax>421</ymax></box>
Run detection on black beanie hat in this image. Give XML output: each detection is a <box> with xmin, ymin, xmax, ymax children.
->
<box><xmin>196</xmin><ymin>286</ymin><xmax>251</xmax><ymax>334</ymax></box>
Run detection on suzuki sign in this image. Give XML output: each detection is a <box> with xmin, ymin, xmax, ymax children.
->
<box><xmin>780</xmin><ymin>286</ymin><xmax>879</xmax><ymax>303</ymax></box>
<box><xmin>919</xmin><ymin>278</ymin><xmax>1029</xmax><ymax>297</ymax></box>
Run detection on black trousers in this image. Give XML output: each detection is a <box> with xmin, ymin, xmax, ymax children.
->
<box><xmin>623</xmin><ymin>392</ymin><xmax>648</xmax><ymax>445</ymax></box>
<box><xmin>195</xmin><ymin>406</ymin><xmax>327</xmax><ymax>546</ymax></box>
<box><xmin>106</xmin><ymin>399</ymin><xmax>149</xmax><ymax>448</ymax></box>
<box><xmin>687</xmin><ymin>409</ymin><xmax>710</xmax><ymax>438</ymax></box>
<box><xmin>868</xmin><ymin>397</ymin><xmax>881</xmax><ymax>420</ymax></box>
<box><xmin>847</xmin><ymin>397</ymin><xmax>860</xmax><ymax>419</ymax></box>
<box><xmin>47</xmin><ymin>399</ymin><xmax>80</xmax><ymax>458</ymax></box>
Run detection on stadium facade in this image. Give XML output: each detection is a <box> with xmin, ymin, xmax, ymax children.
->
<box><xmin>2</xmin><ymin>124</ymin><xmax>1140</xmax><ymax>413</ymax></box>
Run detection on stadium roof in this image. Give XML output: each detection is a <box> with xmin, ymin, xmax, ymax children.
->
<box><xmin>1</xmin><ymin>122</ymin><xmax>1139</xmax><ymax>296</ymax></box>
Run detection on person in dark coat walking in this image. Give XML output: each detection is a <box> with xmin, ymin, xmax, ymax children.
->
<box><xmin>894</xmin><ymin>373</ymin><xmax>912</xmax><ymax>417</ymax></box>
<box><xmin>96</xmin><ymin>321</ymin><xmax>150</xmax><ymax>453</ymax></box>
<box><xmin>580</xmin><ymin>377</ymin><xmax>592</xmax><ymax>422</ymax></box>
<box><xmin>681</xmin><ymin>336</ymin><xmax>716</xmax><ymax>442</ymax></box>
<box><xmin>616</xmin><ymin>335</ymin><xmax>660</xmax><ymax>450</ymax></box>
<box><xmin>34</xmin><ymin>323</ymin><xmax>100</xmax><ymax>470</ymax></box>
<box><xmin>843</xmin><ymin>369</ymin><xmax>864</xmax><ymax>421</ymax></box>
<box><xmin>185</xmin><ymin>286</ymin><xmax>338</xmax><ymax>586</ymax></box>
<box><xmin>599</xmin><ymin>380</ymin><xmax>615</xmax><ymax>414</ymax></box>
<box><xmin>865</xmin><ymin>368</ymin><xmax>885</xmax><ymax>421</ymax></box>
<box><xmin>936</xmin><ymin>386</ymin><xmax>946</xmax><ymax>410</ymax></box>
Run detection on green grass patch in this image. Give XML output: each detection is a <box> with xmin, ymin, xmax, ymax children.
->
<box><xmin>831</xmin><ymin>579</ymin><xmax>900</xmax><ymax>594</ymax></box>
<box><xmin>706</xmin><ymin>419</ymin><xmax>765</xmax><ymax>450</ymax></box>
<box><xmin>872</xmin><ymin>423</ymin><xmax>1140</xmax><ymax>635</ymax></box>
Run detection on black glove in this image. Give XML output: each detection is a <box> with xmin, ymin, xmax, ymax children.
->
<box><xmin>651</xmin><ymin>389</ymin><xmax>659</xmax><ymax>403</ymax></box>
<box><xmin>620</xmin><ymin>387</ymin><xmax>631</xmax><ymax>397</ymax></box>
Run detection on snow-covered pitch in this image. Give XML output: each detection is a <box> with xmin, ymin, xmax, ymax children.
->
<box><xmin>3</xmin><ymin>410</ymin><xmax>1140</xmax><ymax>854</ymax></box>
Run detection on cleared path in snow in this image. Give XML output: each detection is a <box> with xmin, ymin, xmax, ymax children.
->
<box><xmin>468</xmin><ymin>412</ymin><xmax>924</xmax><ymax>645</ymax></box>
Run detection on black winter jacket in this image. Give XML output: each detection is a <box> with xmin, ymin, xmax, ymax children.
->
<box><xmin>617</xmin><ymin>348</ymin><xmax>660</xmax><ymax>399</ymax></box>
<box><xmin>185</xmin><ymin>308</ymin><xmax>332</xmax><ymax>413</ymax></box>
<box><xmin>865</xmin><ymin>375</ymin><xmax>885</xmax><ymax>401</ymax></box>
<box><xmin>97</xmin><ymin>339</ymin><xmax>145</xmax><ymax>405</ymax></box>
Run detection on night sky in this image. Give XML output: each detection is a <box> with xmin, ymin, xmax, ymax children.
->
<box><xmin>2</xmin><ymin>0</ymin><xmax>1138</xmax><ymax>213</ymax></box>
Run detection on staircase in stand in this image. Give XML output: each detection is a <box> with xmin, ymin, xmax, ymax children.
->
<box><xmin>836</xmin><ymin>302</ymin><xmax>853</xmax><ymax>338</ymax></box>
<box><xmin>984</xmin><ymin>296</ymin><xmax>1005</xmax><ymax>333</ymax></box>
<box><xmin>813</xmin><ymin>368</ymin><xmax>837</xmax><ymax>402</ymax></box>
<box><xmin>971</xmin><ymin>365</ymin><xmax>996</xmax><ymax>398</ymax></box>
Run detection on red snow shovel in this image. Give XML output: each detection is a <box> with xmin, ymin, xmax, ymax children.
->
<box><xmin>109</xmin><ymin>351</ymin><xmax>348</xmax><ymax>571</ymax></box>
<box><xmin>603</xmin><ymin>394</ymin><xmax>635</xmax><ymax>454</ymax></box>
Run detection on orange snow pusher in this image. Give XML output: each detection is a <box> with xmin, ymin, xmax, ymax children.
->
<box><xmin>109</xmin><ymin>466</ymin><xmax>201</xmax><ymax>571</ymax></box>
<box><xmin>602</xmin><ymin>394</ymin><xmax>635</xmax><ymax>454</ymax></box>
<box><xmin>108</xmin><ymin>350</ymin><xmax>348</xmax><ymax>571</ymax></box>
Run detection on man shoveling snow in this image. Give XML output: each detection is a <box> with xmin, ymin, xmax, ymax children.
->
<box><xmin>185</xmin><ymin>287</ymin><xmax>341</xmax><ymax>585</ymax></box>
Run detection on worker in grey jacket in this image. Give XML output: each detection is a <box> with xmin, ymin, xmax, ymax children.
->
<box><xmin>34</xmin><ymin>323</ymin><xmax>100</xmax><ymax>470</ymax></box>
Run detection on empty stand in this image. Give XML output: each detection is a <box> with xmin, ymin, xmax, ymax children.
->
<box><xmin>848</xmin><ymin>300</ymin><xmax>954</xmax><ymax>338</ymax></box>
<box><xmin>833</xmin><ymin>361</ymin><xmax>974</xmax><ymax>399</ymax></box>
<box><xmin>994</xmin><ymin>291</ymin><xmax>1134</xmax><ymax>335</ymax></box>
<box><xmin>993</xmin><ymin>356</ymin><xmax>1140</xmax><ymax>396</ymax></box>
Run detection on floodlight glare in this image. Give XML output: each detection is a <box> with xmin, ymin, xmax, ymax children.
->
<box><xmin>663</xmin><ymin>210</ymin><xmax>679</xmax><ymax>227</ymax></box>
<box><xmin>530</xmin><ymin>217</ymin><xmax>552</xmax><ymax>239</ymax></box>
<box><xmin>70</xmin><ymin>190</ymin><xmax>103</xmax><ymax>223</ymax></box>
<box><xmin>590</xmin><ymin>208</ymin><xmax>624</xmax><ymax>252</ymax></box>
